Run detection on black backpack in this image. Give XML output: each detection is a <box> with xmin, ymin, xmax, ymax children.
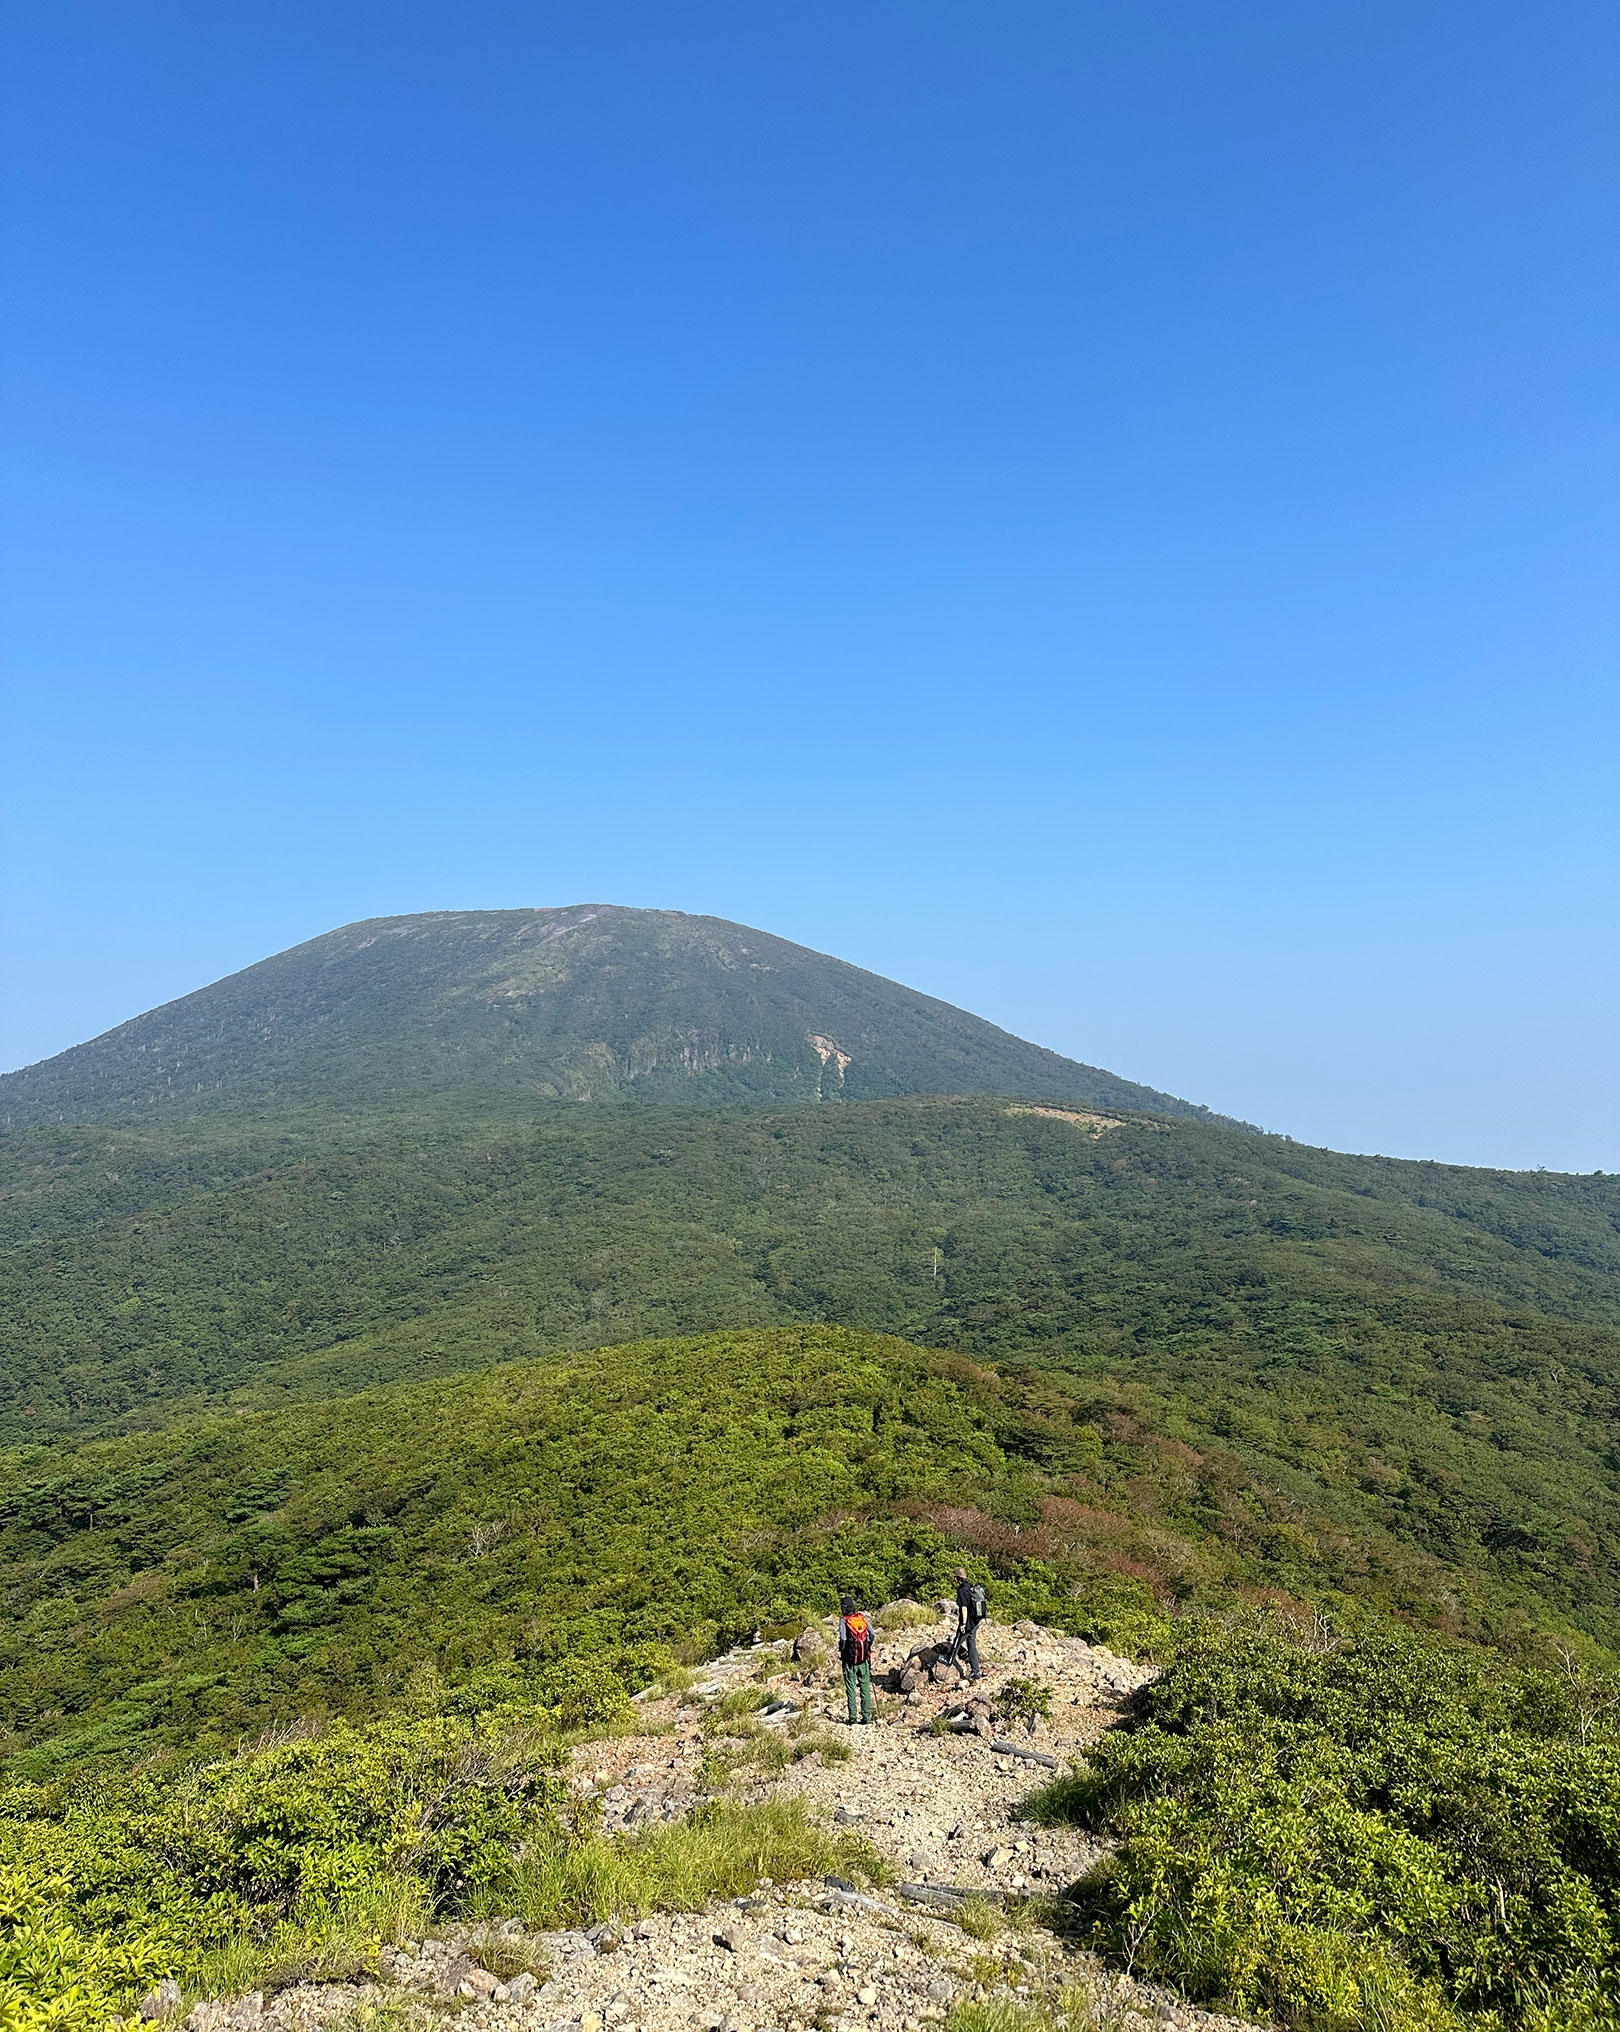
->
<box><xmin>967</xmin><ymin>1583</ymin><xmax>988</xmax><ymax>1622</ymax></box>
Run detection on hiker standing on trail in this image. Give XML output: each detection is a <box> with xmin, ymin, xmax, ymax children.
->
<box><xmin>953</xmin><ymin>1567</ymin><xmax>988</xmax><ymax>1681</ymax></box>
<box><xmin>838</xmin><ymin>1594</ymin><xmax>875</xmax><ymax>1725</ymax></box>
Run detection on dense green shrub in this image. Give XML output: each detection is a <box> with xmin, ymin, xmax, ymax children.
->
<box><xmin>1032</xmin><ymin>1618</ymin><xmax>1620</xmax><ymax>2029</ymax></box>
<box><xmin>8</xmin><ymin>1093</ymin><xmax>1620</xmax><ymax>1678</ymax></box>
<box><xmin>0</xmin><ymin>1661</ymin><xmax>631</xmax><ymax>2032</ymax></box>
<box><xmin>0</xmin><ymin>1330</ymin><xmax>1212</xmax><ymax>1771</ymax></box>
<box><xmin>0</xmin><ymin>1655</ymin><xmax>887</xmax><ymax>2032</ymax></box>
<box><xmin>19</xmin><ymin>1323</ymin><xmax>1599</xmax><ymax>1779</ymax></box>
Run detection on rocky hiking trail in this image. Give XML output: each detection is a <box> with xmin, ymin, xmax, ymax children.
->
<box><xmin>170</xmin><ymin>1607</ymin><xmax>1268</xmax><ymax>2032</ymax></box>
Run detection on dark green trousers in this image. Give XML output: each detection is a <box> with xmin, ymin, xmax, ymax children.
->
<box><xmin>842</xmin><ymin>1660</ymin><xmax>873</xmax><ymax>1723</ymax></box>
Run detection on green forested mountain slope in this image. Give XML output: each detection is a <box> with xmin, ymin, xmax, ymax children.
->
<box><xmin>13</xmin><ymin>923</ymin><xmax>1620</xmax><ymax>2032</ymax></box>
<box><xmin>12</xmin><ymin>1329</ymin><xmax>1620</xmax><ymax>2032</ymax></box>
<box><xmin>7</xmin><ymin>1097</ymin><xmax>1620</xmax><ymax>1651</ymax></box>
<box><xmin>0</xmin><ymin>906</ymin><xmax>1219</xmax><ymax>1128</ymax></box>
<box><xmin>0</xmin><ymin>1328</ymin><xmax>1044</xmax><ymax>1766</ymax></box>
<box><xmin>6</xmin><ymin>1098</ymin><xmax>1618</xmax><ymax>1429</ymax></box>
<box><xmin>0</xmin><ymin>1324</ymin><xmax>1599</xmax><ymax>1776</ymax></box>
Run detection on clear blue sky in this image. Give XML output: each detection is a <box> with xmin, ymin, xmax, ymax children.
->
<box><xmin>3</xmin><ymin>3</ymin><xmax>1615</xmax><ymax>1170</ymax></box>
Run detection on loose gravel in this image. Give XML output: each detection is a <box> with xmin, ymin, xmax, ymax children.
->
<box><xmin>176</xmin><ymin>1611</ymin><xmax>1270</xmax><ymax>2032</ymax></box>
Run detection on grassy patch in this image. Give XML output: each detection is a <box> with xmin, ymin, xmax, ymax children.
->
<box><xmin>992</xmin><ymin>1680</ymin><xmax>1052</xmax><ymax>1730</ymax></box>
<box><xmin>952</xmin><ymin>1896</ymin><xmax>1003</xmax><ymax>1942</ymax></box>
<box><xmin>708</xmin><ymin>1686</ymin><xmax>771</xmax><ymax>1725</ymax></box>
<box><xmin>947</xmin><ymin>2000</ymin><xmax>1046</xmax><ymax>2032</ymax></box>
<box><xmin>946</xmin><ymin>1987</ymin><xmax>1138</xmax><ymax>2032</ymax></box>
<box><xmin>791</xmin><ymin>1726</ymin><xmax>852</xmax><ymax>1764</ymax></box>
<box><xmin>484</xmin><ymin>1797</ymin><xmax>881</xmax><ymax>1928</ymax></box>
<box><xmin>875</xmin><ymin>1600</ymin><xmax>935</xmax><ymax>1633</ymax></box>
<box><xmin>701</xmin><ymin>1729</ymin><xmax>793</xmax><ymax>1786</ymax></box>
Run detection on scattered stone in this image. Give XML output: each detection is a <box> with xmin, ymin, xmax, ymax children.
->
<box><xmin>455</xmin><ymin>1611</ymin><xmax>1276</xmax><ymax>2032</ymax></box>
<box><xmin>140</xmin><ymin>1980</ymin><xmax>183</xmax><ymax>2021</ymax></box>
<box><xmin>185</xmin><ymin>2000</ymin><xmax>263</xmax><ymax>2032</ymax></box>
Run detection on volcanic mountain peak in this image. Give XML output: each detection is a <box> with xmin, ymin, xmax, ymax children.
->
<box><xmin>0</xmin><ymin>905</ymin><xmax>1226</xmax><ymax>1128</ymax></box>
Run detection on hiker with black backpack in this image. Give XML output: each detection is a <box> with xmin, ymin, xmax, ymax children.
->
<box><xmin>951</xmin><ymin>1567</ymin><xmax>988</xmax><ymax>1681</ymax></box>
<box><xmin>838</xmin><ymin>1594</ymin><xmax>875</xmax><ymax>1725</ymax></box>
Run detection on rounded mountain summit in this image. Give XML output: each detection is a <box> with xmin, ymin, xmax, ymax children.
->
<box><xmin>1</xmin><ymin>907</ymin><xmax>1228</xmax><ymax>1128</ymax></box>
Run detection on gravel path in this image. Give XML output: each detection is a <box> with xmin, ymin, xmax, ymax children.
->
<box><xmin>183</xmin><ymin>1610</ymin><xmax>1269</xmax><ymax>2032</ymax></box>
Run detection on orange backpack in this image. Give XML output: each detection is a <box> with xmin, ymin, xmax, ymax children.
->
<box><xmin>843</xmin><ymin>1613</ymin><xmax>872</xmax><ymax>1664</ymax></box>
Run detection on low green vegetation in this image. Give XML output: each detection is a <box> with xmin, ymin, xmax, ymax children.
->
<box><xmin>486</xmin><ymin>1792</ymin><xmax>877</xmax><ymax>1931</ymax></box>
<box><xmin>1032</xmin><ymin>1615</ymin><xmax>1620</xmax><ymax>2030</ymax></box>
<box><xmin>10</xmin><ymin>1325</ymin><xmax>1614</xmax><ymax>1777</ymax></box>
<box><xmin>1</xmin><ymin>1651</ymin><xmax>875</xmax><ymax>2032</ymax></box>
<box><xmin>944</xmin><ymin>1991</ymin><xmax>1148</xmax><ymax>2032</ymax></box>
<box><xmin>993</xmin><ymin>1678</ymin><xmax>1053</xmax><ymax>1730</ymax></box>
<box><xmin>3</xmin><ymin>1671</ymin><xmax>580</xmax><ymax>2032</ymax></box>
<box><xmin>0</xmin><ymin>1327</ymin><xmax>1199</xmax><ymax>1771</ymax></box>
<box><xmin>11</xmin><ymin>1325</ymin><xmax>1620</xmax><ymax>2025</ymax></box>
<box><xmin>8</xmin><ymin>1009</ymin><xmax>1620</xmax><ymax>2029</ymax></box>
<box><xmin>12</xmin><ymin>1321</ymin><xmax>1620</xmax><ymax>2023</ymax></box>
<box><xmin>8</xmin><ymin>1096</ymin><xmax>1620</xmax><ymax>1655</ymax></box>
